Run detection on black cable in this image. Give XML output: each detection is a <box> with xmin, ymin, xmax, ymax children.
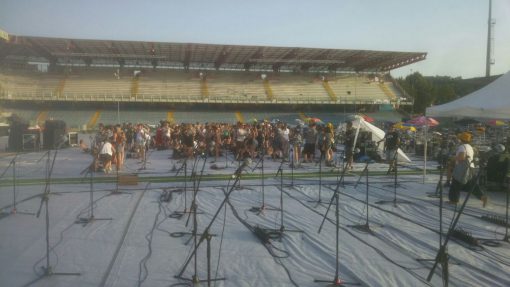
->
<box><xmin>75</xmin><ymin>192</ymin><xmax>112</xmax><ymax>220</ymax></box>
<box><xmin>282</xmin><ymin>187</ymin><xmax>431</xmax><ymax>285</ymax></box>
<box><xmin>366</xmin><ymin>179</ymin><xmax>500</xmax><ymax>227</ymax></box>
<box><xmin>219</xmin><ymin>187</ymin><xmax>298</xmax><ymax>286</ymax></box>
<box><xmin>137</xmin><ymin>193</ymin><xmax>164</xmax><ymax>287</ymax></box>
<box><xmin>213</xmin><ymin>198</ymin><xmax>228</xmax><ymax>287</ymax></box>
<box><xmin>31</xmin><ymin>181</ymin><xmax>117</xmax><ymax>277</ymax></box>
<box><xmin>32</xmin><ymin>220</ymin><xmax>75</xmax><ymax>276</ymax></box>
<box><xmin>291</xmin><ymin>184</ymin><xmax>510</xmax><ymax>285</ymax></box>
<box><xmin>138</xmin><ymin>188</ymin><xmax>182</xmax><ymax>287</ymax></box>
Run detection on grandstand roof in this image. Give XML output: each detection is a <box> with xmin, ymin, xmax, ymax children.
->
<box><xmin>1</xmin><ymin>35</ymin><xmax>426</xmax><ymax>72</ymax></box>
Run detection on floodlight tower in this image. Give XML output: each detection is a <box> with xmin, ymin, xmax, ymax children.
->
<box><xmin>485</xmin><ymin>0</ymin><xmax>495</xmax><ymax>77</ymax></box>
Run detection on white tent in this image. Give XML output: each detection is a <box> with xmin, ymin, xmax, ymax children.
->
<box><xmin>426</xmin><ymin>71</ymin><xmax>510</xmax><ymax>119</ymax></box>
<box><xmin>348</xmin><ymin>117</ymin><xmax>411</xmax><ymax>162</ymax></box>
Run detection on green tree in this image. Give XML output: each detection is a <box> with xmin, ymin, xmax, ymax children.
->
<box><xmin>398</xmin><ymin>72</ymin><xmax>433</xmax><ymax>114</ymax></box>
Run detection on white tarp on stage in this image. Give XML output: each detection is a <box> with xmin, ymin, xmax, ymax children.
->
<box><xmin>348</xmin><ymin>117</ymin><xmax>411</xmax><ymax>163</ymax></box>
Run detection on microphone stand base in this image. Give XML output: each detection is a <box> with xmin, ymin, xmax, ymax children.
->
<box><xmin>314</xmin><ymin>277</ymin><xmax>360</xmax><ymax>286</ymax></box>
<box><xmin>249</xmin><ymin>205</ymin><xmax>281</xmax><ymax>214</ymax></box>
<box><xmin>426</xmin><ymin>192</ymin><xmax>441</xmax><ymax>198</ymax></box>
<box><xmin>75</xmin><ymin>217</ymin><xmax>113</xmax><ymax>226</ymax></box>
<box><xmin>375</xmin><ymin>199</ymin><xmax>413</xmax><ymax>206</ymax></box>
<box><xmin>174</xmin><ymin>275</ymin><xmax>226</xmax><ymax>284</ymax></box>
<box><xmin>24</xmin><ymin>266</ymin><xmax>81</xmax><ymax>286</ymax></box>
<box><xmin>347</xmin><ymin>224</ymin><xmax>374</xmax><ymax>235</ymax></box>
<box><xmin>169</xmin><ymin>209</ymin><xmax>203</xmax><ymax>219</ymax></box>
<box><xmin>307</xmin><ymin>199</ymin><xmax>337</xmax><ymax>207</ymax></box>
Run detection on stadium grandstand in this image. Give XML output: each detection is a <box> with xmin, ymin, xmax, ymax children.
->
<box><xmin>0</xmin><ymin>30</ymin><xmax>426</xmax><ymax>129</ymax></box>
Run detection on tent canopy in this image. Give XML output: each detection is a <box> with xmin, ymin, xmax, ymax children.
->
<box><xmin>426</xmin><ymin>71</ymin><xmax>510</xmax><ymax>119</ymax></box>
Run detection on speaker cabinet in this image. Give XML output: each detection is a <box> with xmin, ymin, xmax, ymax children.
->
<box><xmin>43</xmin><ymin>120</ymin><xmax>66</xmax><ymax>149</ymax></box>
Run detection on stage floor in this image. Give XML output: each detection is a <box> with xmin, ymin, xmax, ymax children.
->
<box><xmin>0</xmin><ymin>146</ymin><xmax>509</xmax><ymax>287</ymax></box>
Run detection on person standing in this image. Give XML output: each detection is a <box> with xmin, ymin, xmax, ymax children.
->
<box><xmin>279</xmin><ymin>123</ymin><xmax>290</xmax><ymax>161</ymax></box>
<box><xmin>113</xmin><ymin>125</ymin><xmax>126</xmax><ymax>171</ymax></box>
<box><xmin>290</xmin><ymin>126</ymin><xmax>303</xmax><ymax>167</ymax></box>
<box><xmin>448</xmin><ymin>132</ymin><xmax>488</xmax><ymax>206</ymax></box>
<box><xmin>344</xmin><ymin>121</ymin><xmax>355</xmax><ymax>170</ymax></box>
<box><xmin>302</xmin><ymin>123</ymin><xmax>317</xmax><ymax>163</ymax></box>
<box><xmin>379</xmin><ymin>126</ymin><xmax>400</xmax><ymax>170</ymax></box>
<box><xmin>99</xmin><ymin>138</ymin><xmax>115</xmax><ymax>174</ymax></box>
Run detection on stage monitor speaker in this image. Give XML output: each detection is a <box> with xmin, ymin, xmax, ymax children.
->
<box><xmin>8</xmin><ymin>115</ymin><xmax>29</xmax><ymax>152</ymax></box>
<box><xmin>415</xmin><ymin>143</ymin><xmax>433</xmax><ymax>156</ymax></box>
<box><xmin>23</xmin><ymin>132</ymin><xmax>41</xmax><ymax>151</ymax></box>
<box><xmin>43</xmin><ymin>120</ymin><xmax>66</xmax><ymax>149</ymax></box>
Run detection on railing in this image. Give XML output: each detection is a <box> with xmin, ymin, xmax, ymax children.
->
<box><xmin>0</xmin><ymin>90</ymin><xmax>411</xmax><ymax>106</ymax></box>
<box><xmin>390</xmin><ymin>78</ymin><xmax>412</xmax><ymax>101</ymax></box>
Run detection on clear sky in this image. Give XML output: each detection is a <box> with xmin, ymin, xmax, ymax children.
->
<box><xmin>0</xmin><ymin>0</ymin><xmax>508</xmax><ymax>78</ymax></box>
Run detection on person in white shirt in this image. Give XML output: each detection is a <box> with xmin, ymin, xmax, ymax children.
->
<box><xmin>448</xmin><ymin>132</ymin><xmax>487</xmax><ymax>206</ymax></box>
<box><xmin>99</xmin><ymin>139</ymin><xmax>115</xmax><ymax>174</ymax></box>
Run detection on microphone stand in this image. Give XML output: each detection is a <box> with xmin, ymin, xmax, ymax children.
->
<box><xmin>427</xmin><ymin>171</ymin><xmax>482</xmax><ymax>283</ymax></box>
<box><xmin>317</xmin><ymin>159</ymin><xmax>350</xmax><ymax>233</ymax></box>
<box><xmin>0</xmin><ymin>154</ymin><xmax>33</xmax><ymax>215</ymax></box>
<box><xmin>171</xmin><ymin>153</ymin><xmax>210</xmax><ymax>284</ymax></box>
<box><xmin>169</xmin><ymin>159</ymin><xmax>192</xmax><ymax>219</ymax></box>
<box><xmin>174</xmin><ymin>162</ymin><xmax>249</xmax><ymax>286</ymax></box>
<box><xmin>290</xmin><ymin>147</ymin><xmax>294</xmax><ymax>186</ymax></box>
<box><xmin>376</xmin><ymin>148</ymin><xmax>411</xmax><ymax>206</ymax></box>
<box><xmin>250</xmin><ymin>146</ymin><xmax>275</xmax><ymax>213</ymax></box>
<box><xmin>224</xmin><ymin>143</ymin><xmax>228</xmax><ymax>169</ymax></box>
<box><xmin>315</xmin><ymin>160</ymin><xmax>359</xmax><ymax>286</ymax></box>
<box><xmin>308</xmin><ymin>152</ymin><xmax>325</xmax><ymax>205</ymax></box>
<box><xmin>504</xmin><ymin>175</ymin><xmax>509</xmax><ymax>242</ymax></box>
<box><xmin>0</xmin><ymin>153</ymin><xmax>18</xmax><ymax>217</ymax></box>
<box><xmin>185</xmin><ymin>153</ymin><xmax>207</xmax><ymax>228</ymax></box>
<box><xmin>27</xmin><ymin>147</ymin><xmax>80</xmax><ymax>285</ymax></box>
<box><xmin>12</xmin><ymin>158</ymin><xmax>16</xmax><ymax>214</ymax></box>
<box><xmin>428</xmin><ymin>147</ymin><xmax>447</xmax><ymax>198</ymax></box>
<box><xmin>139</xmin><ymin>141</ymin><xmax>149</xmax><ymax>170</ymax></box>
<box><xmin>235</xmin><ymin>154</ymin><xmax>244</xmax><ymax>190</ymax></box>
<box><xmin>416</xmin><ymin>158</ymin><xmax>456</xmax><ymax>287</ymax></box>
<box><xmin>75</xmin><ymin>169</ymin><xmax>113</xmax><ymax>226</ymax></box>
<box><xmin>348</xmin><ymin>161</ymin><xmax>372</xmax><ymax>234</ymax></box>
<box><xmin>274</xmin><ymin>159</ymin><xmax>303</xmax><ymax>234</ymax></box>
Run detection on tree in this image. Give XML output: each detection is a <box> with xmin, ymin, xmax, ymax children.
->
<box><xmin>397</xmin><ymin>72</ymin><xmax>499</xmax><ymax>114</ymax></box>
<box><xmin>398</xmin><ymin>72</ymin><xmax>433</xmax><ymax>114</ymax></box>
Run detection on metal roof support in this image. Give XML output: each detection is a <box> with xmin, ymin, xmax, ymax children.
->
<box><xmin>214</xmin><ymin>46</ymin><xmax>230</xmax><ymax>70</ymax></box>
<box><xmin>244</xmin><ymin>47</ymin><xmax>264</xmax><ymax>71</ymax></box>
<box><xmin>25</xmin><ymin>38</ymin><xmax>56</xmax><ymax>64</ymax></box>
<box><xmin>183</xmin><ymin>44</ymin><xmax>191</xmax><ymax>71</ymax></box>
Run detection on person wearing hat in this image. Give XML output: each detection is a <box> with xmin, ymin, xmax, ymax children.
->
<box><xmin>448</xmin><ymin>132</ymin><xmax>488</xmax><ymax>206</ymax></box>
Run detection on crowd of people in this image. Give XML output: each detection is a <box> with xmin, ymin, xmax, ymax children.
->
<box><xmin>85</xmin><ymin>118</ymin><xmax>427</xmax><ymax>173</ymax></box>
<box><xmin>85</xmin><ymin>118</ymin><xmax>510</xmax><ymax>210</ymax></box>
<box><xmin>87</xmin><ymin>120</ymin><xmax>361</xmax><ymax>173</ymax></box>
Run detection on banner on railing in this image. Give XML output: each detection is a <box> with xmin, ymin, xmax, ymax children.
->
<box><xmin>0</xmin><ymin>28</ymin><xmax>9</xmax><ymax>41</ymax></box>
